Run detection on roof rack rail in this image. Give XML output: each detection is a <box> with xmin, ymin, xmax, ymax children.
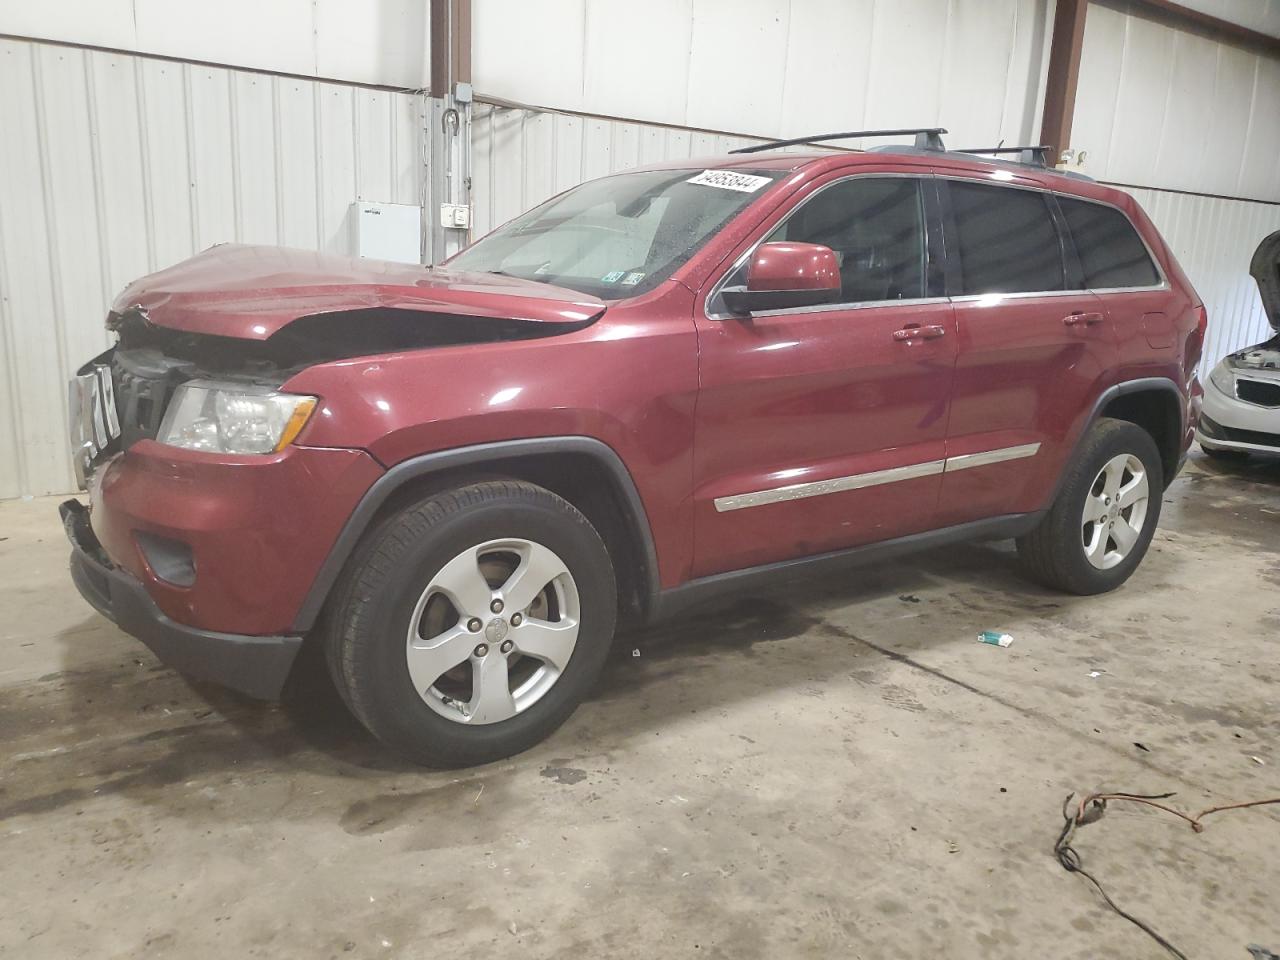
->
<box><xmin>953</xmin><ymin>145</ymin><xmax>1052</xmax><ymax>168</ymax></box>
<box><xmin>729</xmin><ymin>127</ymin><xmax>947</xmax><ymax>154</ymax></box>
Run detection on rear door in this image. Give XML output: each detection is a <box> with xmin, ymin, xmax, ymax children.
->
<box><xmin>935</xmin><ymin>175</ymin><xmax>1116</xmax><ymax>527</ymax></box>
<box><xmin>691</xmin><ymin>171</ymin><xmax>956</xmax><ymax>578</ymax></box>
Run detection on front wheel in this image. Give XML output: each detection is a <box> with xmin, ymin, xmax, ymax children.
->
<box><xmin>1016</xmin><ymin>418</ymin><xmax>1163</xmax><ymax>595</ymax></box>
<box><xmin>324</xmin><ymin>480</ymin><xmax>618</xmax><ymax>767</ymax></box>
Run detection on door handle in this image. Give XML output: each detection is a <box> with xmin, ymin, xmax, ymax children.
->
<box><xmin>893</xmin><ymin>324</ymin><xmax>947</xmax><ymax>342</ymax></box>
<box><xmin>1063</xmin><ymin>312</ymin><xmax>1104</xmax><ymax>326</ymax></box>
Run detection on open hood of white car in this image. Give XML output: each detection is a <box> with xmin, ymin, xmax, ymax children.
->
<box><xmin>1252</xmin><ymin>229</ymin><xmax>1280</xmax><ymax>333</ymax></box>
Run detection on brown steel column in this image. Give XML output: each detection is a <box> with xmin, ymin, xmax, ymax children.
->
<box><xmin>430</xmin><ymin>0</ymin><xmax>471</xmax><ymax>96</ymax></box>
<box><xmin>1039</xmin><ymin>0</ymin><xmax>1089</xmax><ymax>167</ymax></box>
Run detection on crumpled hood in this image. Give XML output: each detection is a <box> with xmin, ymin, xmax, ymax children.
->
<box><xmin>1251</xmin><ymin>229</ymin><xmax>1280</xmax><ymax>333</ymax></box>
<box><xmin>110</xmin><ymin>244</ymin><xmax>606</xmax><ymax>340</ymax></box>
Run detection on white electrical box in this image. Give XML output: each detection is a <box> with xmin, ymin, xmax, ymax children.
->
<box><xmin>440</xmin><ymin>203</ymin><xmax>472</xmax><ymax>229</ymax></box>
<box><xmin>351</xmin><ymin>202</ymin><xmax>422</xmax><ymax>264</ymax></box>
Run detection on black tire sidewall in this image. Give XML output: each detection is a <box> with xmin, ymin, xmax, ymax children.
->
<box><xmin>340</xmin><ymin>485</ymin><xmax>617</xmax><ymax>766</ymax></box>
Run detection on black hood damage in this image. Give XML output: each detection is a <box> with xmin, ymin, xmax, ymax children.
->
<box><xmin>110</xmin><ymin>305</ymin><xmax>598</xmax><ymax>381</ymax></box>
<box><xmin>100</xmin><ymin>305</ymin><xmax>598</xmax><ymax>450</ymax></box>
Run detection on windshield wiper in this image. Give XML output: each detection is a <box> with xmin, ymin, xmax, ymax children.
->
<box><xmin>486</xmin><ymin>269</ymin><xmax>552</xmax><ymax>284</ymax></box>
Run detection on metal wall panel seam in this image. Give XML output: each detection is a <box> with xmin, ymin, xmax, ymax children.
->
<box><xmin>0</xmin><ymin>140</ymin><xmax>27</xmax><ymax>498</ymax></box>
<box><xmin>311</xmin><ymin>80</ymin><xmax>324</xmax><ymax>250</ymax></box>
<box><xmin>229</xmin><ymin>70</ymin><xmax>244</xmax><ymax>243</ymax></box>
<box><xmin>83</xmin><ymin>49</ymin><xmax>114</xmax><ymax>328</ymax></box>
<box><xmin>352</xmin><ymin>86</ymin><xmax>362</xmax><ymax>200</ymax></box>
<box><xmin>182</xmin><ymin>62</ymin><xmax>202</xmax><ymax>255</ymax></box>
<box><xmin>30</xmin><ymin>45</ymin><xmax>71</xmax><ymax>486</ymax></box>
<box><xmin>1236</xmin><ymin>56</ymin><xmax>1259</xmax><ymax>197</ymax></box>
<box><xmin>272</xmin><ymin>75</ymin><xmax>286</xmax><ymax>243</ymax></box>
<box><xmin>133</xmin><ymin>57</ymin><xmax>158</xmax><ymax>273</ymax></box>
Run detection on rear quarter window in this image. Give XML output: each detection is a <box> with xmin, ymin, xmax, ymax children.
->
<box><xmin>1057</xmin><ymin>197</ymin><xmax>1161</xmax><ymax>289</ymax></box>
<box><xmin>948</xmin><ymin>180</ymin><xmax>1065</xmax><ymax>295</ymax></box>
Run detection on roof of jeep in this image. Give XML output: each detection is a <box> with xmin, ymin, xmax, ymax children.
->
<box><xmin>634</xmin><ymin>146</ymin><xmax>1131</xmax><ymax>206</ymax></box>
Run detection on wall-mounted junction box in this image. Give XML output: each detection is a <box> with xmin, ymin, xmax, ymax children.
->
<box><xmin>351</xmin><ymin>201</ymin><xmax>422</xmax><ymax>264</ymax></box>
<box><xmin>440</xmin><ymin>203</ymin><xmax>472</xmax><ymax>229</ymax></box>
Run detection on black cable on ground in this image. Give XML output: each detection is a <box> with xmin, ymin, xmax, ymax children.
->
<box><xmin>1053</xmin><ymin>790</ymin><xmax>1280</xmax><ymax>959</ymax></box>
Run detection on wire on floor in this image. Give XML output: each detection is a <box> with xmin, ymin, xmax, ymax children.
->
<box><xmin>1054</xmin><ymin>790</ymin><xmax>1280</xmax><ymax>959</ymax></box>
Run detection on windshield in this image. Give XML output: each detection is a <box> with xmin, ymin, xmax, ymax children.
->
<box><xmin>447</xmin><ymin>168</ymin><xmax>781</xmax><ymax>298</ymax></box>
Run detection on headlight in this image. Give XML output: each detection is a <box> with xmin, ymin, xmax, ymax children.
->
<box><xmin>157</xmin><ymin>380</ymin><xmax>318</xmax><ymax>454</ymax></box>
<box><xmin>1208</xmin><ymin>361</ymin><xmax>1235</xmax><ymax>397</ymax></box>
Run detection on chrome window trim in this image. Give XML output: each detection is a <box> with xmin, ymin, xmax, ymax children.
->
<box><xmin>703</xmin><ymin>172</ymin><xmax>930</xmax><ymax>322</ymax></box>
<box><xmin>949</xmin><ymin>289</ymin><xmax>1082</xmax><ymax>303</ymax></box>
<box><xmin>937</xmin><ymin>174</ymin><xmax>1170</xmax><ymax>296</ymax></box>
<box><xmin>704</xmin><ymin>172</ymin><xmax>1169</xmax><ymax>322</ymax></box>
<box><xmin>712</xmin><ymin>442</ymin><xmax>1043</xmax><ymax>513</ymax></box>
<box><xmin>723</xmin><ymin>295</ymin><xmax>951</xmax><ymax>320</ymax></box>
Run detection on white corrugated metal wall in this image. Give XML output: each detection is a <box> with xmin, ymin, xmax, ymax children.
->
<box><xmin>1073</xmin><ymin>1</ymin><xmax>1280</xmax><ymax>202</ymax></box>
<box><xmin>0</xmin><ymin>37</ymin><xmax>425</xmax><ymax>499</ymax></box>
<box><xmin>472</xmin><ymin>99</ymin><xmax>1280</xmax><ymax>375</ymax></box>
<box><xmin>473</xmin><ymin>0</ymin><xmax>1055</xmax><ymax>150</ymax></box>
<box><xmin>1129</xmin><ymin>188</ymin><xmax>1280</xmax><ymax>370</ymax></box>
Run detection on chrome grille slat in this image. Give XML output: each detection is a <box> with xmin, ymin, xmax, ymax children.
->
<box><xmin>68</xmin><ymin>359</ymin><xmax>122</xmax><ymax>490</ymax></box>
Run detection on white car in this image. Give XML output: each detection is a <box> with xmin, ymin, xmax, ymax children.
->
<box><xmin>1197</xmin><ymin>230</ymin><xmax>1280</xmax><ymax>460</ymax></box>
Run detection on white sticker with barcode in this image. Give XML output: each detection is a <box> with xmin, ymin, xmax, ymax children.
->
<box><xmin>686</xmin><ymin>170</ymin><xmax>772</xmax><ymax>193</ymax></box>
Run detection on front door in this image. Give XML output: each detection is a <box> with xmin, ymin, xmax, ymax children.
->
<box><xmin>934</xmin><ymin>175</ymin><xmax>1118</xmax><ymax>527</ymax></box>
<box><xmin>691</xmin><ymin>173</ymin><xmax>956</xmax><ymax>578</ymax></box>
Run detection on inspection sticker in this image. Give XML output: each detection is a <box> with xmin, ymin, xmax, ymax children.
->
<box><xmin>686</xmin><ymin>170</ymin><xmax>771</xmax><ymax>192</ymax></box>
<box><xmin>621</xmin><ymin>271</ymin><xmax>646</xmax><ymax>285</ymax></box>
<box><xmin>601</xmin><ymin>270</ymin><xmax>626</xmax><ymax>283</ymax></box>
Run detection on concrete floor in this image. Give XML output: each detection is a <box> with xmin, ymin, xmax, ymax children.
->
<box><xmin>2</xmin><ymin>451</ymin><xmax>1278</xmax><ymax>960</ymax></box>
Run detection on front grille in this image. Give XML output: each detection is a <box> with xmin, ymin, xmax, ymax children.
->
<box><xmin>67</xmin><ymin>345</ymin><xmax>197</xmax><ymax>487</ymax></box>
<box><xmin>68</xmin><ymin>354</ymin><xmax>123</xmax><ymax>488</ymax></box>
<box><xmin>1236</xmin><ymin>377</ymin><xmax>1280</xmax><ymax>408</ymax></box>
<box><xmin>111</xmin><ymin>349</ymin><xmax>193</xmax><ymax>448</ymax></box>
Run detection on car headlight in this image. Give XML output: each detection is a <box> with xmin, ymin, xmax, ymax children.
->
<box><xmin>157</xmin><ymin>380</ymin><xmax>318</xmax><ymax>454</ymax></box>
<box><xmin>1208</xmin><ymin>361</ymin><xmax>1235</xmax><ymax>397</ymax></box>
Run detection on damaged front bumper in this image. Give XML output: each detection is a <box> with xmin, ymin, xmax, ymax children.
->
<box><xmin>60</xmin><ymin>499</ymin><xmax>303</xmax><ymax>699</ymax></box>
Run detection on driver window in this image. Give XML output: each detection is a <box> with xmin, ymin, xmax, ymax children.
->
<box><xmin>766</xmin><ymin>177</ymin><xmax>926</xmax><ymax>303</ymax></box>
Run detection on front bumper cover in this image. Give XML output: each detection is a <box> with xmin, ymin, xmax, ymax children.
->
<box><xmin>1196</xmin><ymin>369</ymin><xmax>1280</xmax><ymax>453</ymax></box>
<box><xmin>61</xmin><ymin>499</ymin><xmax>302</xmax><ymax>699</ymax></box>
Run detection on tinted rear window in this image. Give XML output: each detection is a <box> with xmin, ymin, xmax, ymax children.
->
<box><xmin>1058</xmin><ymin>197</ymin><xmax>1161</xmax><ymax>289</ymax></box>
<box><xmin>949</xmin><ymin>181</ymin><xmax>1064</xmax><ymax>295</ymax></box>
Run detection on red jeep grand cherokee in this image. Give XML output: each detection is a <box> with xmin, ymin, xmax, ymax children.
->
<box><xmin>62</xmin><ymin>130</ymin><xmax>1205</xmax><ymax>766</ymax></box>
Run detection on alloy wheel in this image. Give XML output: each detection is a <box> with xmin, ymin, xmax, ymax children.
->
<box><xmin>1081</xmin><ymin>453</ymin><xmax>1149</xmax><ymax>570</ymax></box>
<box><xmin>405</xmin><ymin>538</ymin><xmax>580</xmax><ymax>724</ymax></box>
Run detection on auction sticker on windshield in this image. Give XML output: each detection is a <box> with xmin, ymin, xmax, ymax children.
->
<box><xmin>686</xmin><ymin>170</ymin><xmax>772</xmax><ymax>192</ymax></box>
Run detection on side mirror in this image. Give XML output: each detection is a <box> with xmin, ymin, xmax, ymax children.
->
<box><xmin>720</xmin><ymin>242</ymin><xmax>841</xmax><ymax>316</ymax></box>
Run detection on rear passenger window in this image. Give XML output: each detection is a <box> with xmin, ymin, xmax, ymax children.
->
<box><xmin>1058</xmin><ymin>197</ymin><xmax>1161</xmax><ymax>289</ymax></box>
<box><xmin>948</xmin><ymin>181</ymin><xmax>1064</xmax><ymax>295</ymax></box>
<box><xmin>765</xmin><ymin>177</ymin><xmax>926</xmax><ymax>303</ymax></box>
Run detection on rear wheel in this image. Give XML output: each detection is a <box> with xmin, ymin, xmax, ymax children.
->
<box><xmin>325</xmin><ymin>480</ymin><xmax>617</xmax><ymax>767</ymax></box>
<box><xmin>1016</xmin><ymin>418</ymin><xmax>1163</xmax><ymax>595</ymax></box>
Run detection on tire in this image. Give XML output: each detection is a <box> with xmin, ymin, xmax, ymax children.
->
<box><xmin>1016</xmin><ymin>418</ymin><xmax>1163</xmax><ymax>595</ymax></box>
<box><xmin>324</xmin><ymin>479</ymin><xmax>617</xmax><ymax>767</ymax></box>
